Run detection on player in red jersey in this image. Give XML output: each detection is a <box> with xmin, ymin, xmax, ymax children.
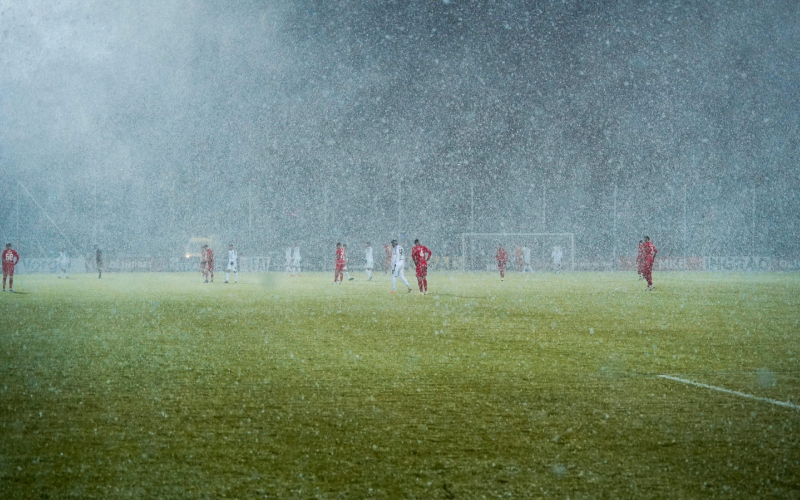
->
<box><xmin>201</xmin><ymin>245</ymin><xmax>214</xmax><ymax>283</ymax></box>
<box><xmin>641</xmin><ymin>236</ymin><xmax>658</xmax><ymax>291</ymax></box>
<box><xmin>383</xmin><ymin>244</ymin><xmax>392</xmax><ymax>274</ymax></box>
<box><xmin>411</xmin><ymin>239</ymin><xmax>432</xmax><ymax>295</ymax></box>
<box><xmin>206</xmin><ymin>246</ymin><xmax>214</xmax><ymax>282</ymax></box>
<box><xmin>636</xmin><ymin>240</ymin><xmax>645</xmax><ymax>280</ymax></box>
<box><xmin>333</xmin><ymin>242</ymin><xmax>345</xmax><ymax>284</ymax></box>
<box><xmin>2</xmin><ymin>243</ymin><xmax>20</xmax><ymax>292</ymax></box>
<box><xmin>496</xmin><ymin>244</ymin><xmax>509</xmax><ymax>281</ymax></box>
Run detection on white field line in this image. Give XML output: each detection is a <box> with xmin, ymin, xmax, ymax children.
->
<box><xmin>658</xmin><ymin>375</ymin><xmax>800</xmax><ymax>410</ymax></box>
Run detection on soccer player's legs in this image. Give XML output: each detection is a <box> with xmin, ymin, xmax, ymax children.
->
<box><xmin>3</xmin><ymin>266</ymin><xmax>13</xmax><ymax>290</ymax></box>
<box><xmin>397</xmin><ymin>266</ymin><xmax>411</xmax><ymax>291</ymax></box>
<box><xmin>226</xmin><ymin>263</ymin><xmax>237</xmax><ymax>283</ymax></box>
<box><xmin>498</xmin><ymin>263</ymin><xmax>506</xmax><ymax>279</ymax></box>
<box><xmin>644</xmin><ymin>265</ymin><xmax>653</xmax><ymax>288</ymax></box>
<box><xmin>334</xmin><ymin>264</ymin><xmax>344</xmax><ymax>283</ymax></box>
<box><xmin>415</xmin><ymin>265</ymin><xmax>427</xmax><ymax>292</ymax></box>
<box><xmin>390</xmin><ymin>266</ymin><xmax>407</xmax><ymax>292</ymax></box>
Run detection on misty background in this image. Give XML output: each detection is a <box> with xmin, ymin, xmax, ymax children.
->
<box><xmin>1</xmin><ymin>0</ymin><xmax>798</xmax><ymax>267</ymax></box>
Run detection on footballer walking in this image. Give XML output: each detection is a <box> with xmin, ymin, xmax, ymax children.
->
<box><xmin>291</xmin><ymin>243</ymin><xmax>302</xmax><ymax>276</ymax></box>
<box><xmin>552</xmin><ymin>245</ymin><xmax>564</xmax><ymax>272</ymax></box>
<box><xmin>641</xmin><ymin>236</ymin><xmax>658</xmax><ymax>291</ymax></box>
<box><xmin>496</xmin><ymin>244</ymin><xmax>508</xmax><ymax>281</ymax></box>
<box><xmin>225</xmin><ymin>244</ymin><xmax>238</xmax><ymax>283</ymax></box>
<box><xmin>284</xmin><ymin>246</ymin><xmax>293</xmax><ymax>275</ymax></box>
<box><xmin>365</xmin><ymin>242</ymin><xmax>374</xmax><ymax>281</ymax></box>
<box><xmin>57</xmin><ymin>247</ymin><xmax>70</xmax><ymax>279</ymax></box>
<box><xmin>201</xmin><ymin>244</ymin><xmax>214</xmax><ymax>283</ymax></box>
<box><xmin>390</xmin><ymin>239</ymin><xmax>413</xmax><ymax>294</ymax></box>
<box><xmin>333</xmin><ymin>243</ymin><xmax>345</xmax><ymax>284</ymax></box>
<box><xmin>411</xmin><ymin>239</ymin><xmax>432</xmax><ymax>295</ymax></box>
<box><xmin>383</xmin><ymin>244</ymin><xmax>392</xmax><ymax>274</ymax></box>
<box><xmin>94</xmin><ymin>245</ymin><xmax>104</xmax><ymax>279</ymax></box>
<box><xmin>636</xmin><ymin>240</ymin><xmax>645</xmax><ymax>280</ymax></box>
<box><xmin>522</xmin><ymin>245</ymin><xmax>533</xmax><ymax>273</ymax></box>
<box><xmin>2</xmin><ymin>243</ymin><xmax>20</xmax><ymax>292</ymax></box>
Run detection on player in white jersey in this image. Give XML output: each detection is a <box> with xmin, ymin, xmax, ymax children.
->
<box><xmin>284</xmin><ymin>246</ymin><xmax>293</xmax><ymax>275</ymax></box>
<box><xmin>522</xmin><ymin>246</ymin><xmax>533</xmax><ymax>273</ymax></box>
<box><xmin>552</xmin><ymin>246</ymin><xmax>564</xmax><ymax>272</ymax></box>
<box><xmin>225</xmin><ymin>244</ymin><xmax>238</xmax><ymax>283</ymax></box>
<box><xmin>343</xmin><ymin>244</ymin><xmax>354</xmax><ymax>281</ymax></box>
<box><xmin>57</xmin><ymin>248</ymin><xmax>70</xmax><ymax>278</ymax></box>
<box><xmin>390</xmin><ymin>239</ymin><xmax>412</xmax><ymax>293</ymax></box>
<box><xmin>364</xmin><ymin>242</ymin><xmax>374</xmax><ymax>281</ymax></box>
<box><xmin>291</xmin><ymin>243</ymin><xmax>301</xmax><ymax>276</ymax></box>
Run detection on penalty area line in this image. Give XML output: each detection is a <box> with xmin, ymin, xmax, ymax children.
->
<box><xmin>658</xmin><ymin>375</ymin><xmax>800</xmax><ymax>411</ymax></box>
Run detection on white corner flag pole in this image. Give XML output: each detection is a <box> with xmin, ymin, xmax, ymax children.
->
<box><xmin>17</xmin><ymin>181</ymin><xmax>82</xmax><ymax>256</ymax></box>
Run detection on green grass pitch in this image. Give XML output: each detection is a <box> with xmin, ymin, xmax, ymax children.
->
<box><xmin>1</xmin><ymin>271</ymin><xmax>799</xmax><ymax>498</ymax></box>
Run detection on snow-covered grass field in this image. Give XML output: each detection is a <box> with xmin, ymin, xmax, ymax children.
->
<box><xmin>1</xmin><ymin>271</ymin><xmax>799</xmax><ymax>498</ymax></box>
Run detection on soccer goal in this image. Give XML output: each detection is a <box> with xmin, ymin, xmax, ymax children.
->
<box><xmin>461</xmin><ymin>233</ymin><xmax>575</xmax><ymax>272</ymax></box>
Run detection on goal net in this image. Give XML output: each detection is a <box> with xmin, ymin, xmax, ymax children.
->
<box><xmin>461</xmin><ymin>233</ymin><xmax>575</xmax><ymax>272</ymax></box>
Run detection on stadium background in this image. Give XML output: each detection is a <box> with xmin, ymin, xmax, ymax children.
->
<box><xmin>1</xmin><ymin>1</ymin><xmax>797</xmax><ymax>268</ymax></box>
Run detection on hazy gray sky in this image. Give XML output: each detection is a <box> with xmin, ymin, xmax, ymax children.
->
<box><xmin>1</xmin><ymin>0</ymin><xmax>798</xmax><ymax>260</ymax></box>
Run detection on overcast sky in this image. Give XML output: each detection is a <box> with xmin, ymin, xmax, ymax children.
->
<box><xmin>1</xmin><ymin>0</ymin><xmax>798</xmax><ymax>260</ymax></box>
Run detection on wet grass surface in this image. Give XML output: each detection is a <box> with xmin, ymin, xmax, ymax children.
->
<box><xmin>1</xmin><ymin>271</ymin><xmax>799</xmax><ymax>498</ymax></box>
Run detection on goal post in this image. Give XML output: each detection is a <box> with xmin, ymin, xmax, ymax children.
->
<box><xmin>461</xmin><ymin>233</ymin><xmax>575</xmax><ymax>272</ymax></box>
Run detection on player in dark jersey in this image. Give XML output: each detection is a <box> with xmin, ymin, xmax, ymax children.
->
<box><xmin>94</xmin><ymin>245</ymin><xmax>104</xmax><ymax>278</ymax></box>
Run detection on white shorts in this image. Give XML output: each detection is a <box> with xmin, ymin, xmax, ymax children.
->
<box><xmin>292</xmin><ymin>259</ymin><xmax>301</xmax><ymax>267</ymax></box>
<box><xmin>365</xmin><ymin>260</ymin><xmax>373</xmax><ymax>269</ymax></box>
<box><xmin>227</xmin><ymin>261</ymin><xmax>238</xmax><ymax>272</ymax></box>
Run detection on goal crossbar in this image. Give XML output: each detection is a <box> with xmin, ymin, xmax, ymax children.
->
<box><xmin>461</xmin><ymin>232</ymin><xmax>575</xmax><ymax>272</ymax></box>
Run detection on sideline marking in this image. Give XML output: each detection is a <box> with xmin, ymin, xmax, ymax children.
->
<box><xmin>658</xmin><ymin>375</ymin><xmax>800</xmax><ymax>410</ymax></box>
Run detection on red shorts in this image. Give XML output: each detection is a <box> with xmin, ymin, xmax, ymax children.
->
<box><xmin>335</xmin><ymin>262</ymin><xmax>345</xmax><ymax>272</ymax></box>
<box><xmin>3</xmin><ymin>265</ymin><xmax>14</xmax><ymax>276</ymax></box>
<box><xmin>415</xmin><ymin>264</ymin><xmax>427</xmax><ymax>278</ymax></box>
